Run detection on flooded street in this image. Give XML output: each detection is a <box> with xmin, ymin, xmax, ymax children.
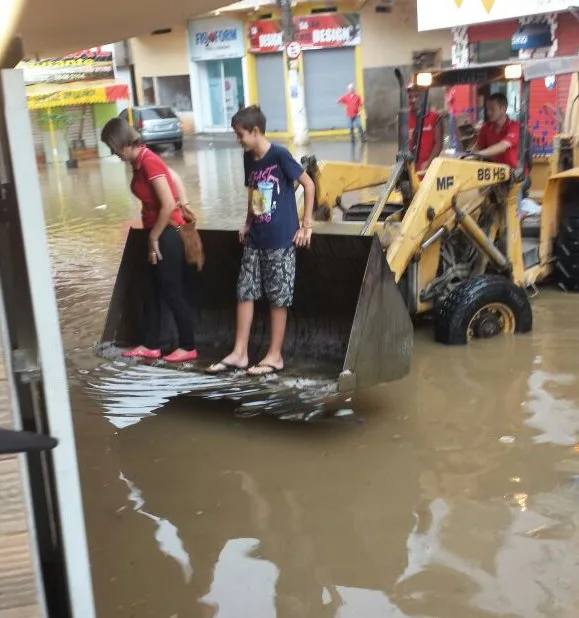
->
<box><xmin>41</xmin><ymin>137</ymin><xmax>579</xmax><ymax>618</ymax></box>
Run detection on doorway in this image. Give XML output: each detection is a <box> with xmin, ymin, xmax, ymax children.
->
<box><xmin>204</xmin><ymin>58</ymin><xmax>245</xmax><ymax>130</ymax></box>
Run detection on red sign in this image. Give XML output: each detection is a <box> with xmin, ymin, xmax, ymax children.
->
<box><xmin>248</xmin><ymin>13</ymin><xmax>361</xmax><ymax>54</ymax></box>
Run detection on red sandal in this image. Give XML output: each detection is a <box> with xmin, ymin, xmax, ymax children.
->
<box><xmin>163</xmin><ymin>349</ymin><xmax>199</xmax><ymax>363</ymax></box>
<box><xmin>122</xmin><ymin>346</ymin><xmax>161</xmax><ymax>359</ymax></box>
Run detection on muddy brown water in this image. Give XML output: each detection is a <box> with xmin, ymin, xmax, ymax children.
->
<box><xmin>41</xmin><ymin>136</ymin><xmax>579</xmax><ymax>618</ymax></box>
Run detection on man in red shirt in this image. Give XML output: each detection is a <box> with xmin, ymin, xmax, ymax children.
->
<box><xmin>473</xmin><ymin>92</ymin><xmax>520</xmax><ymax>168</ymax></box>
<box><xmin>338</xmin><ymin>84</ymin><xmax>366</xmax><ymax>144</ymax></box>
<box><xmin>408</xmin><ymin>85</ymin><xmax>443</xmax><ymax>171</ymax></box>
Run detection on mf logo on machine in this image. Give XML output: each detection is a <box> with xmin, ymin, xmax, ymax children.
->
<box><xmin>453</xmin><ymin>0</ymin><xmax>496</xmax><ymax>12</ymax></box>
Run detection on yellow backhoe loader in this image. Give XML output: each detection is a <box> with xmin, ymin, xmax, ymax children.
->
<box><xmin>297</xmin><ymin>57</ymin><xmax>579</xmax><ymax>342</ymax></box>
<box><xmin>99</xmin><ymin>56</ymin><xmax>579</xmax><ymax>410</ymax></box>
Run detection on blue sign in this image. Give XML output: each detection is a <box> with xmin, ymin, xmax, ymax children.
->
<box><xmin>512</xmin><ymin>24</ymin><xmax>552</xmax><ymax>51</ymax></box>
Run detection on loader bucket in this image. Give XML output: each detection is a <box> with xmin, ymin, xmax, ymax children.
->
<box><xmin>100</xmin><ymin>228</ymin><xmax>413</xmax><ymax>394</ymax></box>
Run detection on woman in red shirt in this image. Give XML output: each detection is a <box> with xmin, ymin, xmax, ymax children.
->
<box><xmin>100</xmin><ymin>117</ymin><xmax>197</xmax><ymax>363</ymax></box>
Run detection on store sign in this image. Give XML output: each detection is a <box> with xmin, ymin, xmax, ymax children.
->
<box><xmin>18</xmin><ymin>48</ymin><xmax>114</xmax><ymax>85</ymax></box>
<box><xmin>27</xmin><ymin>84</ymin><xmax>129</xmax><ymax>109</ymax></box>
<box><xmin>417</xmin><ymin>0</ymin><xmax>576</xmax><ymax>31</ymax></box>
<box><xmin>248</xmin><ymin>13</ymin><xmax>361</xmax><ymax>54</ymax></box>
<box><xmin>189</xmin><ymin>18</ymin><xmax>244</xmax><ymax>60</ymax></box>
<box><xmin>512</xmin><ymin>24</ymin><xmax>553</xmax><ymax>51</ymax></box>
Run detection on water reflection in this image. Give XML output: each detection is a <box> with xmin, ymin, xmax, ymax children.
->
<box><xmin>199</xmin><ymin>538</ymin><xmax>279</xmax><ymax>618</ymax></box>
<box><xmin>120</xmin><ymin>472</ymin><xmax>193</xmax><ymax>584</ymax></box>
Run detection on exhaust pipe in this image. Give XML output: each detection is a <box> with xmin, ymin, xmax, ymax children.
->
<box><xmin>395</xmin><ymin>68</ymin><xmax>409</xmax><ymax>155</ymax></box>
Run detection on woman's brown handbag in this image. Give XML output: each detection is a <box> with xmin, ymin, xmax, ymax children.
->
<box><xmin>177</xmin><ymin>205</ymin><xmax>204</xmax><ymax>271</ymax></box>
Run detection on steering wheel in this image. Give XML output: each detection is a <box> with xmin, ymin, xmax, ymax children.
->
<box><xmin>459</xmin><ymin>152</ymin><xmax>492</xmax><ymax>163</ymax></box>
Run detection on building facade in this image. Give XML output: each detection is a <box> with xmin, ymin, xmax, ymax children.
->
<box><xmin>360</xmin><ymin>0</ymin><xmax>452</xmax><ymax>138</ymax></box>
<box><xmin>418</xmin><ymin>0</ymin><xmax>579</xmax><ymax>154</ymax></box>
<box><xmin>129</xmin><ymin>0</ymin><xmax>453</xmax><ymax>138</ymax></box>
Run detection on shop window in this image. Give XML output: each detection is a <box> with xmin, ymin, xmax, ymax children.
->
<box><xmin>156</xmin><ymin>75</ymin><xmax>193</xmax><ymax>112</ymax></box>
<box><xmin>470</xmin><ymin>39</ymin><xmax>513</xmax><ymax>63</ymax></box>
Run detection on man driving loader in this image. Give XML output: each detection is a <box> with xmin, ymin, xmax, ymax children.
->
<box><xmin>408</xmin><ymin>84</ymin><xmax>443</xmax><ymax>171</ymax></box>
<box><xmin>472</xmin><ymin>92</ymin><xmax>520</xmax><ymax>168</ymax></box>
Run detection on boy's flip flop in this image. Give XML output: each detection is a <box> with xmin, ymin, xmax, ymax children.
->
<box><xmin>246</xmin><ymin>363</ymin><xmax>284</xmax><ymax>377</ymax></box>
<box><xmin>205</xmin><ymin>361</ymin><xmax>248</xmax><ymax>375</ymax></box>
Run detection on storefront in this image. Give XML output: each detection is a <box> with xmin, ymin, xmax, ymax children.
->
<box><xmin>418</xmin><ymin>0</ymin><xmax>579</xmax><ymax>154</ymax></box>
<box><xmin>18</xmin><ymin>48</ymin><xmax>128</xmax><ymax>162</ymax></box>
<box><xmin>26</xmin><ymin>81</ymin><xmax>129</xmax><ymax>162</ymax></box>
<box><xmin>188</xmin><ymin>17</ymin><xmax>247</xmax><ymax>132</ymax></box>
<box><xmin>247</xmin><ymin>11</ymin><xmax>363</xmax><ymax>136</ymax></box>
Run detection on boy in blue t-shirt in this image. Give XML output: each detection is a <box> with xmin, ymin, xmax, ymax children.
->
<box><xmin>207</xmin><ymin>105</ymin><xmax>315</xmax><ymax>377</ymax></box>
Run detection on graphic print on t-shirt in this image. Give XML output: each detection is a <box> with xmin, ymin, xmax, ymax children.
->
<box><xmin>248</xmin><ymin>164</ymin><xmax>280</xmax><ymax>223</ymax></box>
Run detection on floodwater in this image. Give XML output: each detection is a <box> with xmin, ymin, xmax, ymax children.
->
<box><xmin>41</xmin><ymin>136</ymin><xmax>579</xmax><ymax>618</ymax></box>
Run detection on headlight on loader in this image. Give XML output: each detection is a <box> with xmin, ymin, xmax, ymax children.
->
<box><xmin>504</xmin><ymin>64</ymin><xmax>523</xmax><ymax>80</ymax></box>
<box><xmin>416</xmin><ymin>72</ymin><xmax>433</xmax><ymax>88</ymax></box>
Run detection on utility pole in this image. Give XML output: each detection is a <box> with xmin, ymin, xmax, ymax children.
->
<box><xmin>277</xmin><ymin>0</ymin><xmax>309</xmax><ymax>145</ymax></box>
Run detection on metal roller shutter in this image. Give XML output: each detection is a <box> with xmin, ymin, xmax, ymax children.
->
<box><xmin>303</xmin><ymin>48</ymin><xmax>356</xmax><ymax>131</ymax></box>
<box><xmin>255</xmin><ymin>54</ymin><xmax>287</xmax><ymax>132</ymax></box>
<box><xmin>28</xmin><ymin>105</ymin><xmax>97</xmax><ymax>153</ymax></box>
<box><xmin>68</xmin><ymin>105</ymin><xmax>97</xmax><ymax>148</ymax></box>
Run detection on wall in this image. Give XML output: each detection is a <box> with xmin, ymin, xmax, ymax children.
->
<box><xmin>360</xmin><ymin>0</ymin><xmax>452</xmax><ymax>137</ymax></box>
<box><xmin>130</xmin><ymin>25</ymin><xmax>189</xmax><ymax>104</ymax></box>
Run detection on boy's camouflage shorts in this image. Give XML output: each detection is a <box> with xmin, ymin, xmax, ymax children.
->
<box><xmin>237</xmin><ymin>245</ymin><xmax>296</xmax><ymax>308</ymax></box>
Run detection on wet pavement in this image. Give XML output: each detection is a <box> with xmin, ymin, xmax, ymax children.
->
<box><xmin>41</xmin><ymin>136</ymin><xmax>579</xmax><ymax>617</ymax></box>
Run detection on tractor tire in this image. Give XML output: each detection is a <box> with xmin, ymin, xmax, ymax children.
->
<box><xmin>554</xmin><ymin>216</ymin><xmax>579</xmax><ymax>292</ymax></box>
<box><xmin>434</xmin><ymin>275</ymin><xmax>533</xmax><ymax>345</ymax></box>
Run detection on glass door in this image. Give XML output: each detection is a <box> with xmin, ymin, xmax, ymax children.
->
<box><xmin>204</xmin><ymin>59</ymin><xmax>245</xmax><ymax>130</ymax></box>
<box><xmin>222</xmin><ymin>58</ymin><xmax>244</xmax><ymax>126</ymax></box>
<box><xmin>207</xmin><ymin>60</ymin><xmax>225</xmax><ymax>128</ymax></box>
